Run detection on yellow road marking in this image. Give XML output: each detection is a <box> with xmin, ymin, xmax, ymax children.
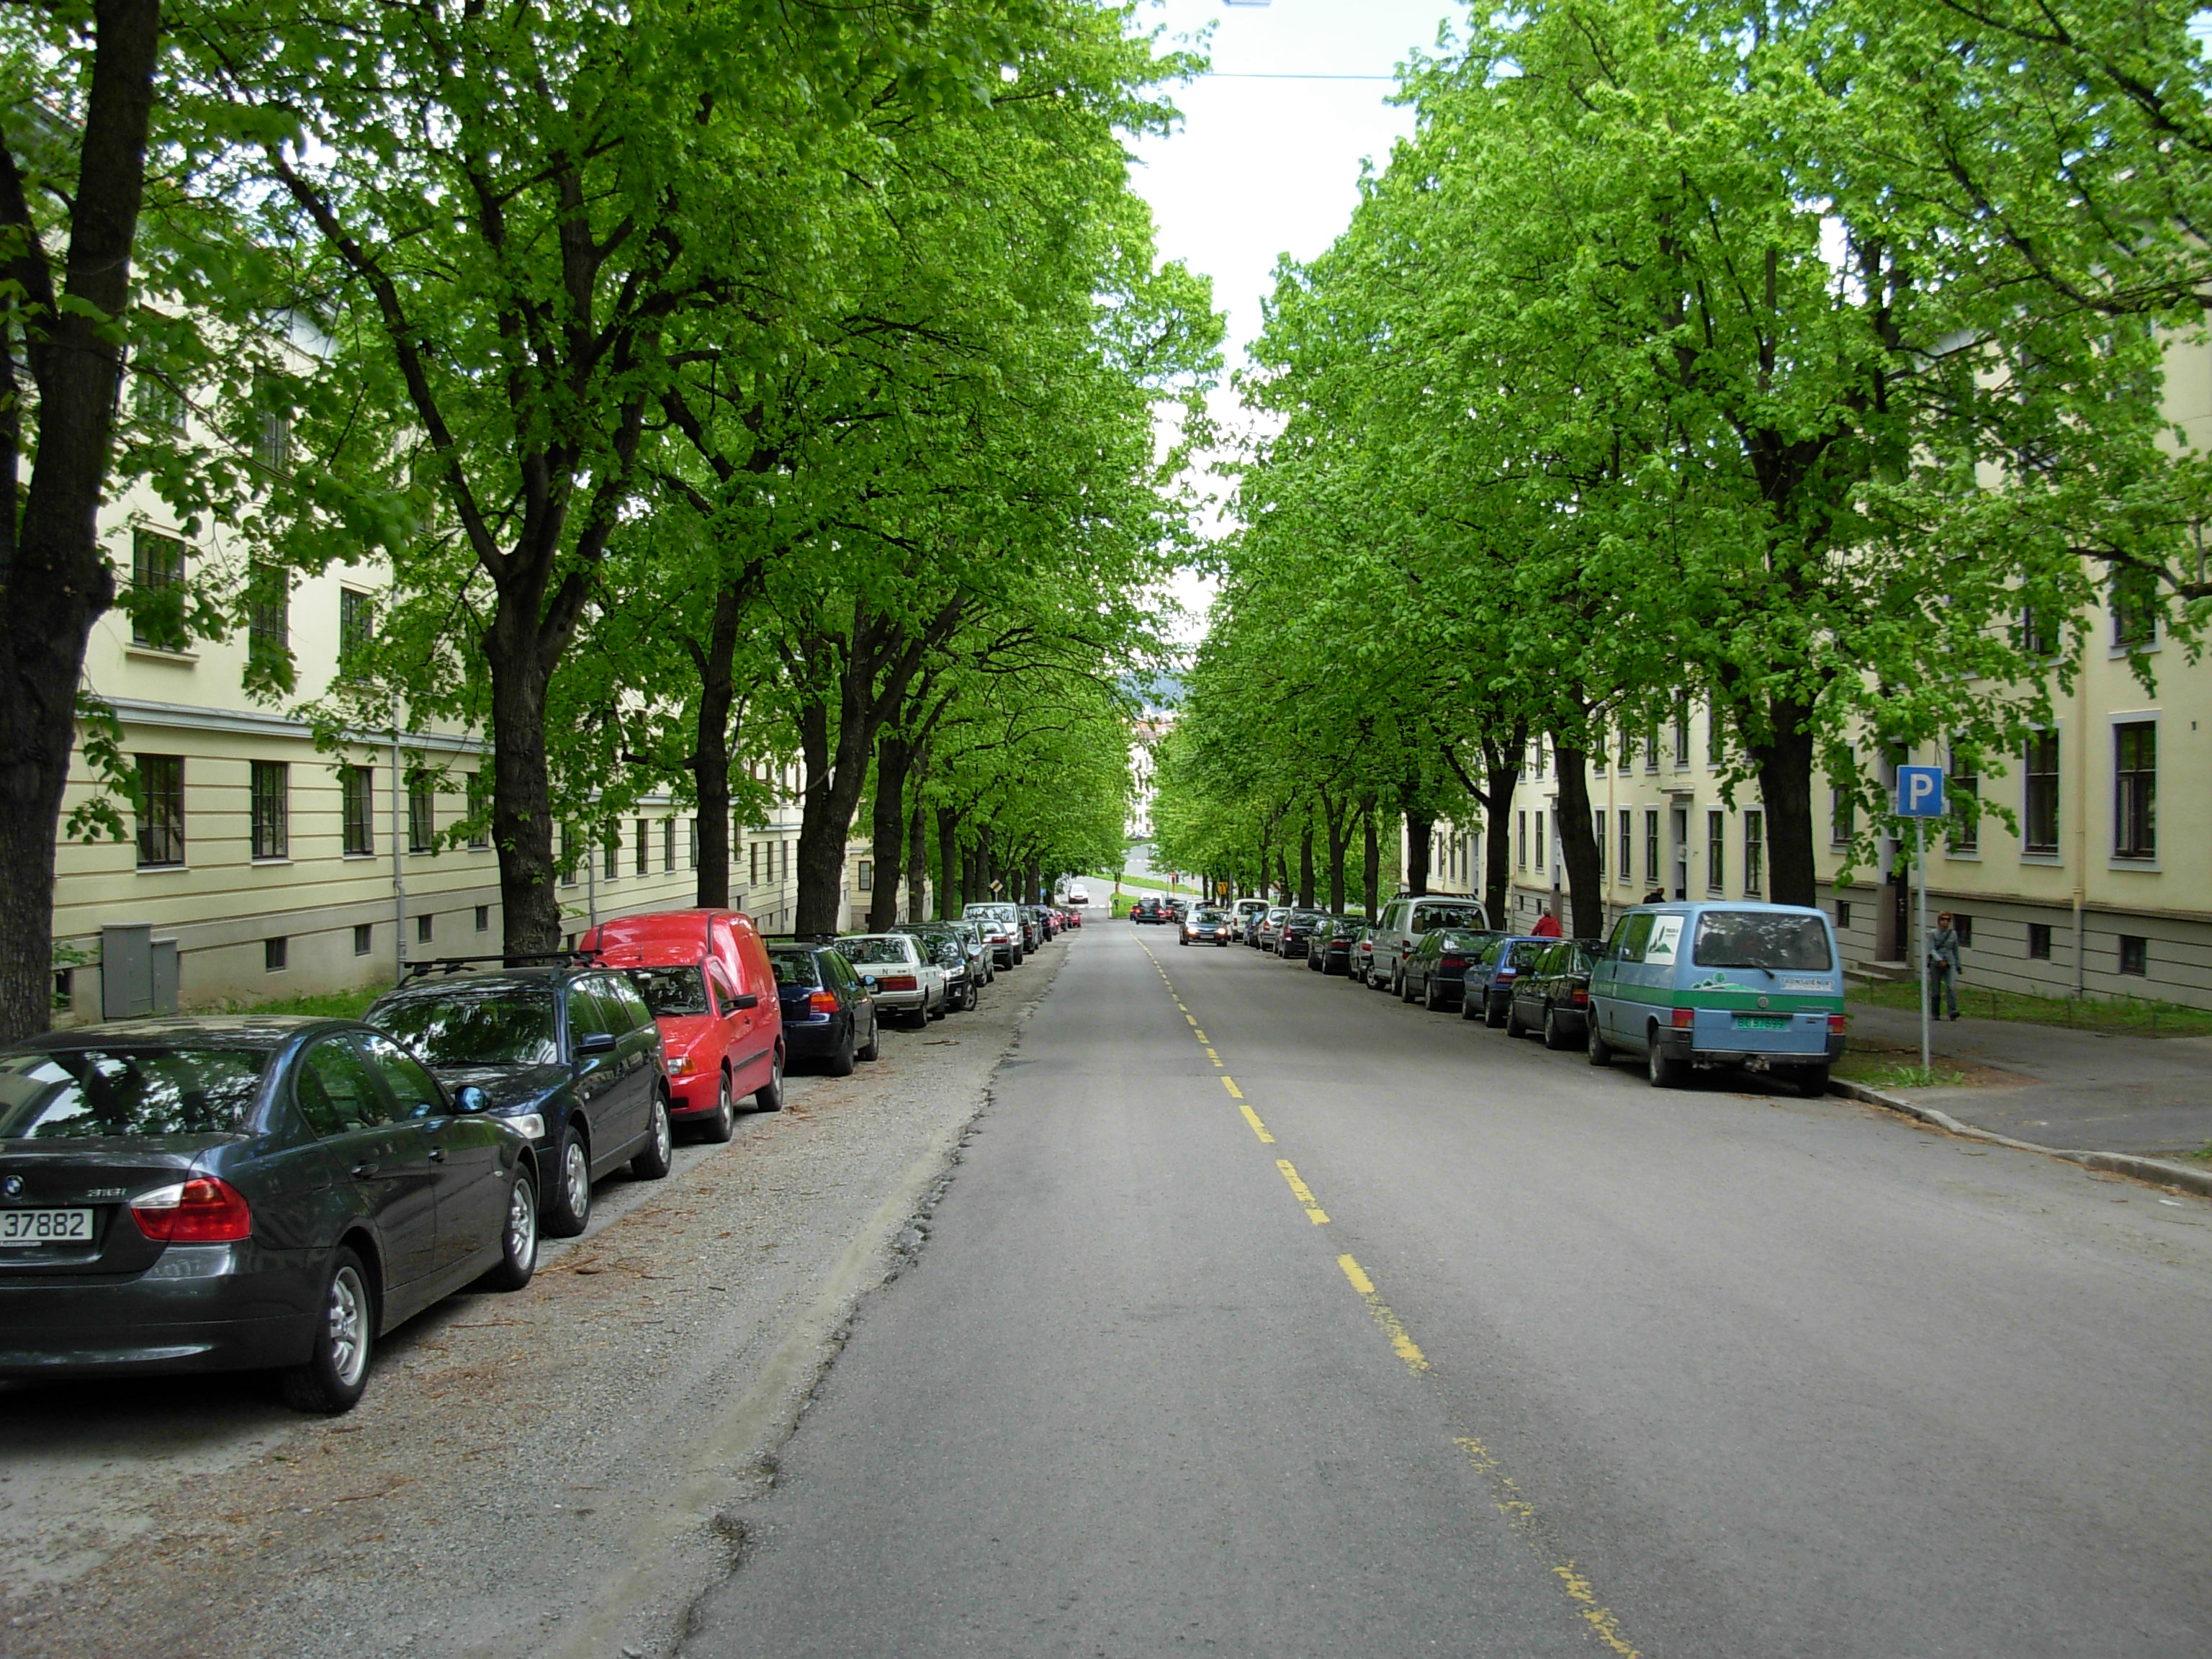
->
<box><xmin>1205</xmin><ymin>1046</ymin><xmax>1222</xmax><ymax>1067</ymax></box>
<box><xmin>1184</xmin><ymin>1013</ymin><xmax>1197</xmax><ymax>1027</ymax></box>
<box><xmin>1275</xmin><ymin>1159</ymin><xmax>1330</xmax><ymax>1223</ymax></box>
<box><xmin>1238</xmin><ymin>1102</ymin><xmax>1274</xmax><ymax>1143</ymax></box>
<box><xmin>1220</xmin><ymin>1076</ymin><xmax>1244</xmax><ymax>1100</ymax></box>
<box><xmin>1192</xmin><ymin>1029</ymin><xmax>1208</xmax><ymax>1044</ymax></box>
<box><xmin>1457</xmin><ymin>1440</ymin><xmax>1642</xmax><ymax>1658</ymax></box>
<box><xmin>1336</xmin><ymin>1254</ymin><xmax>1428</xmax><ymax>1373</ymax></box>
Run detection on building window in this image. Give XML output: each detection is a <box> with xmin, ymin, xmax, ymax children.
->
<box><xmin>1835</xmin><ymin>900</ymin><xmax>1853</xmax><ymax>932</ymax></box>
<box><xmin>1707</xmin><ymin>705</ymin><xmax>1726</xmax><ymax>768</ymax></box>
<box><xmin>1953</xmin><ymin>914</ymin><xmax>1974</xmax><ymax>948</ymax></box>
<box><xmin>1673</xmin><ymin>698</ymin><xmax>1691</xmax><ymax>768</ymax></box>
<box><xmin>1517</xmin><ymin>811</ymin><xmax>1527</xmax><ymax>870</ymax></box>
<box><xmin>858</xmin><ymin>860</ymin><xmax>873</xmax><ymax>892</ymax></box>
<box><xmin>1707</xmin><ymin>810</ymin><xmax>1725</xmax><ymax>892</ymax></box>
<box><xmin>1644</xmin><ymin>810</ymin><xmax>1660</xmax><ymax>886</ymax></box>
<box><xmin>130</xmin><ymin>531</ymin><xmax>187</xmax><ymax>649</ymax></box>
<box><xmin>559</xmin><ymin>823</ymin><xmax>577</xmax><ymax>886</ymax></box>
<box><xmin>1593</xmin><ymin>744</ymin><xmax>1606</xmax><ymax>778</ymax></box>
<box><xmin>254</xmin><ymin>402</ymin><xmax>292</xmax><ymax>473</ymax></box>
<box><xmin>2027</xmin><ymin>922</ymin><xmax>2052</xmax><ymax>960</ymax></box>
<box><xmin>1618</xmin><ymin>811</ymin><xmax>1632</xmax><ymax>883</ymax></box>
<box><xmin>2023</xmin><ymin>732</ymin><xmax>2060</xmax><ymax>855</ymax></box>
<box><xmin>408</xmin><ymin>775</ymin><xmax>436</xmax><ymax>853</ymax></box>
<box><xmin>662</xmin><ymin>817</ymin><xmax>675</xmax><ymax>873</ymax></box>
<box><xmin>2112</xmin><ymin>572</ymin><xmax>2157</xmax><ymax>649</ymax></box>
<box><xmin>1594</xmin><ymin>811</ymin><xmax>1606</xmax><ymax>877</ymax></box>
<box><xmin>749</xmin><ymin>840</ymin><xmax>760</xmax><ymax>885</ymax></box>
<box><xmin>603</xmin><ymin>825</ymin><xmax>619</xmax><ymax>880</ymax></box>
<box><xmin>2020</xmin><ymin>605</ymin><xmax>2059</xmax><ymax>658</ymax></box>
<box><xmin>465</xmin><ymin>771</ymin><xmax>490</xmax><ymax>848</ymax></box>
<box><xmin>688</xmin><ymin>817</ymin><xmax>698</xmax><ymax>870</ymax></box>
<box><xmin>635</xmin><ymin>817</ymin><xmax>648</xmax><ymax>876</ymax></box>
<box><xmin>1617</xmin><ymin>724</ymin><xmax>1635</xmax><ymax>770</ymax></box>
<box><xmin>134</xmin><ymin>754</ymin><xmax>185</xmax><ymax>867</ymax></box>
<box><xmin>1644</xmin><ymin>731</ymin><xmax>1659</xmax><ymax>773</ymax></box>
<box><xmin>53</xmin><ymin>968</ymin><xmax>73</xmax><ymax>1011</ymax></box>
<box><xmin>416</xmin><ymin>913</ymin><xmax>433</xmax><ymax>945</ymax></box>
<box><xmin>341</xmin><ymin>765</ymin><xmax>374</xmax><ymax>855</ymax></box>
<box><xmin>475</xmin><ymin>904</ymin><xmax>490</xmax><ymax>932</ymax></box>
<box><xmin>353</xmin><ymin>922</ymin><xmax>373</xmax><ymax>956</ymax></box>
<box><xmin>247</xmin><ymin>562</ymin><xmax>289</xmax><ymax>667</ymax></box>
<box><xmin>264</xmin><ymin>937</ymin><xmax>287</xmax><ymax>972</ymax></box>
<box><xmin>1743</xmin><ymin>810</ymin><xmax>1764</xmax><ymax>896</ymax></box>
<box><xmin>338</xmin><ymin>589</ymin><xmax>374</xmax><ymax>673</ymax></box>
<box><xmin>1830</xmin><ymin>788</ymin><xmax>1855</xmax><ymax>848</ymax></box>
<box><xmin>2118</xmin><ymin>934</ymin><xmax>2149</xmax><ymax>976</ymax></box>
<box><xmin>2113</xmin><ymin>721</ymin><xmax>2156</xmax><ymax>860</ymax></box>
<box><xmin>251</xmin><ymin>760</ymin><xmax>288</xmax><ymax>860</ymax></box>
<box><xmin>1947</xmin><ymin>748</ymin><xmax>1979</xmax><ymax>853</ymax></box>
<box><xmin>134</xmin><ymin>372</ymin><xmax>187</xmax><ymax>432</ymax></box>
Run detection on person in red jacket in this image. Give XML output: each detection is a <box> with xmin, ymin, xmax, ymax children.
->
<box><xmin>1530</xmin><ymin>910</ymin><xmax>1561</xmax><ymax>938</ymax></box>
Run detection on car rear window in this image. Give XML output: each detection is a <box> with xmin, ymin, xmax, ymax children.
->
<box><xmin>0</xmin><ymin>1047</ymin><xmax>269</xmax><ymax>1139</ymax></box>
<box><xmin>1411</xmin><ymin>903</ymin><xmax>1483</xmax><ymax>932</ymax></box>
<box><xmin>629</xmin><ymin>966</ymin><xmax>711</xmax><ymax>1017</ymax></box>
<box><xmin>1691</xmin><ymin>911</ymin><xmax>1833</xmax><ymax>972</ymax></box>
<box><xmin>838</xmin><ymin>937</ymin><xmax>914</xmax><ymax>966</ymax></box>
<box><xmin>766</xmin><ymin>948</ymin><xmax>822</xmax><ymax>986</ymax></box>
<box><xmin>373</xmin><ymin>986</ymin><xmax>561</xmax><ymax>1066</ymax></box>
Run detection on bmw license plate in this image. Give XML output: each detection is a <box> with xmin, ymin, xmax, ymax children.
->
<box><xmin>0</xmin><ymin>1208</ymin><xmax>94</xmax><ymax>1245</ymax></box>
<box><xmin>1733</xmin><ymin>1015</ymin><xmax>1791</xmax><ymax>1031</ymax></box>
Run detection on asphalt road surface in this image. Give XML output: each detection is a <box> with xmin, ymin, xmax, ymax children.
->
<box><xmin>685</xmin><ymin>920</ymin><xmax>2212</xmax><ymax>1659</ymax></box>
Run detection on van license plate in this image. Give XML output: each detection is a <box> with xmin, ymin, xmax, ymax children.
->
<box><xmin>1732</xmin><ymin>1015</ymin><xmax>1791</xmax><ymax>1031</ymax></box>
<box><xmin>0</xmin><ymin>1208</ymin><xmax>94</xmax><ymax>1245</ymax></box>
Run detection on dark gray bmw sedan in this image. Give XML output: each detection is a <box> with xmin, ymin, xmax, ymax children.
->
<box><xmin>0</xmin><ymin>1016</ymin><xmax>538</xmax><ymax>1413</ymax></box>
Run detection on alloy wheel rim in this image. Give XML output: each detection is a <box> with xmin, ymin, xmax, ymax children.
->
<box><xmin>653</xmin><ymin>1099</ymin><xmax>672</xmax><ymax>1161</ymax></box>
<box><xmin>328</xmin><ymin>1264</ymin><xmax>369</xmax><ymax>1387</ymax></box>
<box><xmin>565</xmin><ymin>1143</ymin><xmax>590</xmax><ymax>1215</ymax></box>
<box><xmin>506</xmin><ymin>1182</ymin><xmax>536</xmax><ymax>1265</ymax></box>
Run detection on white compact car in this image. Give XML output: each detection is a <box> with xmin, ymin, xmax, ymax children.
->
<box><xmin>1066</xmin><ymin>884</ymin><xmax>1092</xmax><ymax>907</ymax></box>
<box><xmin>835</xmin><ymin>933</ymin><xmax>947</xmax><ymax>1028</ymax></box>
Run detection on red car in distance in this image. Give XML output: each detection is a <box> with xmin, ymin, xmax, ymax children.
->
<box><xmin>578</xmin><ymin>909</ymin><xmax>783</xmax><ymax>1141</ymax></box>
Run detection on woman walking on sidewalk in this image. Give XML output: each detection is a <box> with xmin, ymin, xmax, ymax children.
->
<box><xmin>1927</xmin><ymin>912</ymin><xmax>1964</xmax><ymax>1020</ymax></box>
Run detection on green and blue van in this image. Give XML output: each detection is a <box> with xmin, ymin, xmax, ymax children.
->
<box><xmin>1586</xmin><ymin>902</ymin><xmax>1845</xmax><ymax>1095</ymax></box>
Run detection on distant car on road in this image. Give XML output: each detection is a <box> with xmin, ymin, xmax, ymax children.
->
<box><xmin>1067</xmin><ymin>884</ymin><xmax>1092</xmax><ymax>907</ymax></box>
<box><xmin>0</xmin><ymin>1016</ymin><xmax>539</xmax><ymax>1414</ymax></box>
<box><xmin>1180</xmin><ymin>906</ymin><xmax>1233</xmax><ymax>946</ymax></box>
<box><xmin>1130</xmin><ymin>896</ymin><xmax>1174</xmax><ymax>925</ymax></box>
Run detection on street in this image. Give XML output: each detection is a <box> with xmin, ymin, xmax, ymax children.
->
<box><xmin>685</xmin><ymin>922</ymin><xmax>2212</xmax><ymax>1659</ymax></box>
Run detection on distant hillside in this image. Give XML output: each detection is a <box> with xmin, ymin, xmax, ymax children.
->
<box><xmin>1122</xmin><ymin>670</ymin><xmax>1184</xmax><ymax>713</ymax></box>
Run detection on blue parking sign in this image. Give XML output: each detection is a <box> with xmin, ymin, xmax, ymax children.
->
<box><xmin>1897</xmin><ymin>765</ymin><xmax>1946</xmax><ymax>819</ymax></box>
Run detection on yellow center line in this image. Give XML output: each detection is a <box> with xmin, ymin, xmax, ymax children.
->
<box><xmin>1184</xmin><ymin>1013</ymin><xmax>1197</xmax><ymax>1027</ymax></box>
<box><xmin>1457</xmin><ymin>1440</ymin><xmax>1642</xmax><ymax>1658</ymax></box>
<box><xmin>1205</xmin><ymin>1047</ymin><xmax>1222</xmax><ymax>1067</ymax></box>
<box><xmin>1275</xmin><ymin>1159</ymin><xmax>1330</xmax><ymax>1223</ymax></box>
<box><xmin>1336</xmin><ymin>1254</ymin><xmax>1428</xmax><ymax>1373</ymax></box>
<box><xmin>1191</xmin><ymin>1029</ymin><xmax>1208</xmax><ymax>1044</ymax></box>
<box><xmin>1220</xmin><ymin>1075</ymin><xmax>1244</xmax><ymax>1100</ymax></box>
<box><xmin>1238</xmin><ymin>1102</ymin><xmax>1274</xmax><ymax>1143</ymax></box>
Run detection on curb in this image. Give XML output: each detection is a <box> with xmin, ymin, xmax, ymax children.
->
<box><xmin>1829</xmin><ymin>1078</ymin><xmax>2212</xmax><ymax>1200</ymax></box>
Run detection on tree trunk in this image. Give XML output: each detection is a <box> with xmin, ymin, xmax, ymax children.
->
<box><xmin>1753</xmin><ymin>693</ymin><xmax>1820</xmax><ymax>908</ymax></box>
<box><xmin>1322</xmin><ymin>794</ymin><xmax>1348</xmax><ymax>913</ymax></box>
<box><xmin>793</xmin><ymin>686</ymin><xmax>874</xmax><ymax>937</ymax></box>
<box><xmin>935</xmin><ymin>806</ymin><xmax>961</xmax><ymax>917</ymax></box>
<box><xmin>906</xmin><ymin>785</ymin><xmax>929</xmax><ymax>925</ymax></box>
<box><xmin>1361</xmin><ymin>795</ymin><xmax>1380</xmax><ymax>920</ymax></box>
<box><xmin>1405</xmin><ymin>808</ymin><xmax>1434</xmax><ymax>897</ymax></box>
<box><xmin>0</xmin><ymin>0</ymin><xmax>163</xmax><ymax>1044</ymax></box>
<box><xmin>1298</xmin><ymin>819</ymin><xmax>1316</xmax><ymax>907</ymax></box>
<box><xmin>1550</xmin><ymin>737</ymin><xmax>1604</xmax><ymax>940</ymax></box>
<box><xmin>484</xmin><ymin>621</ymin><xmax>565</xmax><ymax>953</ymax></box>
<box><xmin>687</xmin><ymin>583</ymin><xmax>745</xmax><ymax>908</ymax></box>
<box><xmin>868</xmin><ymin>730</ymin><xmax>911</xmax><ymax>930</ymax></box>
<box><xmin>1481</xmin><ymin>739</ymin><xmax>1521</xmax><ymax>931</ymax></box>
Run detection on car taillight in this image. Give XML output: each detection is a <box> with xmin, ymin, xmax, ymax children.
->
<box><xmin>1571</xmin><ymin>988</ymin><xmax>1588</xmax><ymax>1005</ymax></box>
<box><xmin>1441</xmin><ymin>957</ymin><xmax>1466</xmax><ymax>969</ymax></box>
<box><xmin>1671</xmin><ymin>1007</ymin><xmax>1696</xmax><ymax>1030</ymax></box>
<box><xmin>131</xmin><ymin>1177</ymin><xmax>252</xmax><ymax>1244</ymax></box>
<box><xmin>882</xmin><ymin>975</ymin><xmax>918</xmax><ymax>992</ymax></box>
<box><xmin>1827</xmin><ymin>1012</ymin><xmax>1847</xmax><ymax>1035</ymax></box>
<box><xmin>808</xmin><ymin>991</ymin><xmax>840</xmax><ymax>1015</ymax></box>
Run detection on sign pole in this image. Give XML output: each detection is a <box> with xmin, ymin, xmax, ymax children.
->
<box><xmin>1916</xmin><ymin>817</ymin><xmax>1930</xmax><ymax>1075</ymax></box>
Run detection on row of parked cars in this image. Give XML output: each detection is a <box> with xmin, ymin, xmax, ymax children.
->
<box><xmin>1186</xmin><ymin>891</ymin><xmax>1848</xmax><ymax>1097</ymax></box>
<box><xmin>0</xmin><ymin>897</ymin><xmax>1087</xmax><ymax>1413</ymax></box>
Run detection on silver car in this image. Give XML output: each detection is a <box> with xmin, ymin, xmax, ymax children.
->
<box><xmin>961</xmin><ymin>902</ymin><xmax>1025</xmax><ymax>968</ymax></box>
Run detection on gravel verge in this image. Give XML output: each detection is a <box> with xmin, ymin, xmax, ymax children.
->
<box><xmin>0</xmin><ymin>935</ymin><xmax>1074</xmax><ymax>1658</ymax></box>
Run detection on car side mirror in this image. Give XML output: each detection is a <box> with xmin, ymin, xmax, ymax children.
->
<box><xmin>576</xmin><ymin>1030</ymin><xmax>616</xmax><ymax>1056</ymax></box>
<box><xmin>454</xmin><ymin>1084</ymin><xmax>490</xmax><ymax>1114</ymax></box>
<box><xmin>729</xmin><ymin>992</ymin><xmax>760</xmax><ymax>1010</ymax></box>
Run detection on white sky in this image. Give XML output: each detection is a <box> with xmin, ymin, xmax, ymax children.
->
<box><xmin>1124</xmin><ymin>0</ymin><xmax>1466</xmax><ymax>639</ymax></box>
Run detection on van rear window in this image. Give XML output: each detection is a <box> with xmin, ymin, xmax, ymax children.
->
<box><xmin>1691</xmin><ymin>912</ymin><xmax>1832</xmax><ymax>972</ymax></box>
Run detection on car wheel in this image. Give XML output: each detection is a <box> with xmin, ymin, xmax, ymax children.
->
<box><xmin>1587</xmin><ymin>1021</ymin><xmax>1614</xmax><ymax>1067</ymax></box>
<box><xmin>754</xmin><ymin>1046</ymin><xmax>786</xmax><ymax>1111</ymax></box>
<box><xmin>1505</xmin><ymin>999</ymin><xmax>1528</xmax><ymax>1038</ymax></box>
<box><xmin>544</xmin><ymin>1128</ymin><xmax>593</xmax><ymax>1237</ymax></box>
<box><xmin>1483</xmin><ymin>993</ymin><xmax>1508</xmax><ymax>1029</ymax></box>
<box><xmin>1797</xmin><ymin>1064</ymin><xmax>1830</xmax><ymax>1099</ymax></box>
<box><xmin>1541</xmin><ymin>1007</ymin><xmax>1568</xmax><ymax>1051</ymax></box>
<box><xmin>1424</xmin><ymin>975</ymin><xmax>1448</xmax><ymax>1010</ymax></box>
<box><xmin>280</xmin><ymin>1246</ymin><xmax>375</xmax><ymax>1415</ymax></box>
<box><xmin>856</xmin><ymin>1015</ymin><xmax>881</xmax><ymax>1063</ymax></box>
<box><xmin>631</xmin><ymin>1092</ymin><xmax>674</xmax><ymax>1179</ymax></box>
<box><xmin>826</xmin><ymin>1025</ymin><xmax>858</xmax><ymax>1076</ymax></box>
<box><xmin>695</xmin><ymin>1071</ymin><xmax>737</xmax><ymax>1143</ymax></box>
<box><xmin>477</xmin><ymin>1174</ymin><xmax>539</xmax><ymax>1292</ymax></box>
<box><xmin>1398</xmin><ymin>969</ymin><xmax>1418</xmax><ymax>1003</ymax></box>
<box><xmin>1647</xmin><ymin>1033</ymin><xmax>1684</xmax><ymax>1089</ymax></box>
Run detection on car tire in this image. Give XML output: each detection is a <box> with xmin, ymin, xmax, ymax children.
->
<box><xmin>1424</xmin><ymin>976</ymin><xmax>1448</xmax><ymax>1010</ymax></box>
<box><xmin>1647</xmin><ymin>1034</ymin><xmax>1684</xmax><ymax>1089</ymax></box>
<box><xmin>1542</xmin><ymin>1007</ymin><xmax>1568</xmax><ymax>1051</ymax></box>
<box><xmin>754</xmin><ymin>1046</ymin><xmax>786</xmax><ymax>1111</ymax></box>
<box><xmin>1398</xmin><ymin>968</ymin><xmax>1419</xmax><ymax>1003</ymax></box>
<box><xmin>631</xmin><ymin>1092</ymin><xmax>675</xmax><ymax>1179</ymax></box>
<box><xmin>826</xmin><ymin>1025</ymin><xmax>858</xmax><ymax>1076</ymax></box>
<box><xmin>1483</xmin><ymin>993</ymin><xmax>1508</xmax><ymax>1029</ymax></box>
<box><xmin>856</xmin><ymin>1017</ymin><xmax>881</xmax><ymax>1062</ymax></box>
<box><xmin>477</xmin><ymin>1174</ymin><xmax>539</xmax><ymax>1292</ymax></box>
<box><xmin>1505</xmin><ymin>999</ymin><xmax>1528</xmax><ymax>1038</ymax></box>
<box><xmin>695</xmin><ymin>1071</ymin><xmax>738</xmax><ymax>1143</ymax></box>
<box><xmin>1588</xmin><ymin>1022</ymin><xmax>1614</xmax><ymax>1067</ymax></box>
<box><xmin>544</xmin><ymin>1128</ymin><xmax>593</xmax><ymax>1238</ymax></box>
<box><xmin>1797</xmin><ymin>1065</ymin><xmax>1830</xmax><ymax>1099</ymax></box>
<box><xmin>280</xmin><ymin>1247</ymin><xmax>376</xmax><ymax>1415</ymax></box>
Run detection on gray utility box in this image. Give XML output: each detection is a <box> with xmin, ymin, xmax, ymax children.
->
<box><xmin>102</xmin><ymin>924</ymin><xmax>179</xmax><ymax>1020</ymax></box>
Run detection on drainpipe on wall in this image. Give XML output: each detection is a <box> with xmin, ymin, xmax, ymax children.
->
<box><xmin>390</xmin><ymin>703</ymin><xmax>408</xmax><ymax>985</ymax></box>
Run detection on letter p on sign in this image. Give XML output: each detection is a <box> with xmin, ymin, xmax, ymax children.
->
<box><xmin>1897</xmin><ymin>765</ymin><xmax>1946</xmax><ymax>819</ymax></box>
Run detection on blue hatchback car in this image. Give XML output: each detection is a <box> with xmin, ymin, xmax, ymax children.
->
<box><xmin>1586</xmin><ymin>903</ymin><xmax>1846</xmax><ymax>1094</ymax></box>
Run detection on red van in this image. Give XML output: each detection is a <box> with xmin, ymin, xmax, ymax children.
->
<box><xmin>578</xmin><ymin>909</ymin><xmax>783</xmax><ymax>1141</ymax></box>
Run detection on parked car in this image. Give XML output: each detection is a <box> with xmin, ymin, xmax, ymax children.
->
<box><xmin>1016</xmin><ymin>908</ymin><xmax>1046</xmax><ymax>951</ymax></box>
<box><xmin>1255</xmin><ymin>906</ymin><xmax>1290</xmax><ymax>951</ymax></box>
<box><xmin>579</xmin><ymin>909</ymin><xmax>782</xmax><ymax>1142</ymax></box>
<box><xmin>1059</xmin><ymin>904</ymin><xmax>1083</xmax><ymax>930</ymax></box>
<box><xmin>1400</xmin><ymin>927</ymin><xmax>1499</xmax><ymax>1010</ymax></box>
<box><xmin>765</xmin><ymin>942</ymin><xmax>881</xmax><ymax>1075</ymax></box>
<box><xmin>1179</xmin><ymin>906</ymin><xmax>1234</xmax><ymax>946</ymax></box>
<box><xmin>1586</xmin><ymin>904</ymin><xmax>1846</xmax><ymax>1094</ymax></box>
<box><xmin>1509</xmin><ymin>938</ymin><xmax>1603</xmax><ymax>1048</ymax></box>
<box><xmin>1369</xmin><ymin>895</ymin><xmax>1491</xmax><ymax>995</ymax></box>
<box><xmin>1275</xmin><ymin>909</ymin><xmax>1330</xmax><ymax>961</ymax></box>
<box><xmin>893</xmin><ymin>922</ymin><xmax>984</xmax><ymax>1012</ymax></box>
<box><xmin>369</xmin><ymin>963</ymin><xmax>673</xmax><ymax>1238</ymax></box>
<box><xmin>1348</xmin><ymin>923</ymin><xmax>1379</xmax><ymax>984</ymax></box>
<box><xmin>0</xmin><ymin>1015</ymin><xmax>539</xmax><ymax>1413</ymax></box>
<box><xmin>1231</xmin><ymin>898</ymin><xmax>1270</xmax><ymax>942</ymax></box>
<box><xmin>836</xmin><ymin>933</ymin><xmax>947</xmax><ymax>1028</ymax></box>
<box><xmin>963</xmin><ymin>902</ymin><xmax>1025</xmax><ymax>966</ymax></box>
<box><xmin>1306</xmin><ymin>916</ymin><xmax>1360</xmax><ymax>974</ymax></box>
<box><xmin>1460</xmin><ymin>935</ymin><xmax>1557</xmax><ymax>1028</ymax></box>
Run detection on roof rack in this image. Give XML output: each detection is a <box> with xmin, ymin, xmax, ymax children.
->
<box><xmin>400</xmin><ymin>950</ymin><xmax>598</xmax><ymax>982</ymax></box>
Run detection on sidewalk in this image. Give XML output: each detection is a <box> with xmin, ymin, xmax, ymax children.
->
<box><xmin>1845</xmin><ymin>1004</ymin><xmax>2212</xmax><ymax>1158</ymax></box>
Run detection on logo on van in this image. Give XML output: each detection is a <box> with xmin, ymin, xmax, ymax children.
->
<box><xmin>1689</xmin><ymin>974</ymin><xmax>1744</xmax><ymax>992</ymax></box>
